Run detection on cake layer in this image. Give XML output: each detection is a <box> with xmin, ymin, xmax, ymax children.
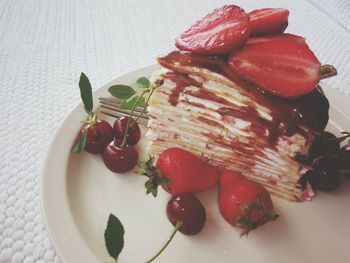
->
<box><xmin>146</xmin><ymin>51</ymin><xmax>329</xmax><ymax>201</ymax></box>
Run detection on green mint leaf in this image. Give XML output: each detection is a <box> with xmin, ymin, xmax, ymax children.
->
<box><xmin>79</xmin><ymin>73</ymin><xmax>93</xmax><ymax>112</ymax></box>
<box><xmin>108</xmin><ymin>85</ymin><xmax>136</xmax><ymax>99</ymax></box>
<box><xmin>120</xmin><ymin>94</ymin><xmax>146</xmax><ymax>110</ymax></box>
<box><xmin>104</xmin><ymin>214</ymin><xmax>125</xmax><ymax>261</ymax></box>
<box><xmin>71</xmin><ymin>128</ymin><xmax>87</xmax><ymax>153</ymax></box>
<box><xmin>136</xmin><ymin>77</ymin><xmax>150</xmax><ymax>89</ymax></box>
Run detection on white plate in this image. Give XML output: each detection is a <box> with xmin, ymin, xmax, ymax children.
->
<box><xmin>42</xmin><ymin>65</ymin><xmax>350</xmax><ymax>263</ymax></box>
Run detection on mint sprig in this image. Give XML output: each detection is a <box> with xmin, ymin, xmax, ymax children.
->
<box><xmin>104</xmin><ymin>214</ymin><xmax>125</xmax><ymax>262</ymax></box>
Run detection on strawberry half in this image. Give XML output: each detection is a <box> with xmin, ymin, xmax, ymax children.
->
<box><xmin>218</xmin><ymin>170</ymin><xmax>278</xmax><ymax>235</ymax></box>
<box><xmin>175</xmin><ymin>5</ymin><xmax>250</xmax><ymax>55</ymax></box>
<box><xmin>248</xmin><ymin>8</ymin><xmax>289</xmax><ymax>36</ymax></box>
<box><xmin>228</xmin><ymin>34</ymin><xmax>321</xmax><ymax>98</ymax></box>
<box><xmin>246</xmin><ymin>33</ymin><xmax>305</xmax><ymax>46</ymax></box>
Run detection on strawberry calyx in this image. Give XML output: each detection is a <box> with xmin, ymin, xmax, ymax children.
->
<box><xmin>138</xmin><ymin>155</ymin><xmax>169</xmax><ymax>197</ymax></box>
<box><xmin>235</xmin><ymin>195</ymin><xmax>279</xmax><ymax>236</ymax></box>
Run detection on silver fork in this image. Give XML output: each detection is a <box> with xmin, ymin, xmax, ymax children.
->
<box><xmin>98</xmin><ymin>97</ymin><xmax>149</xmax><ymax>125</ymax></box>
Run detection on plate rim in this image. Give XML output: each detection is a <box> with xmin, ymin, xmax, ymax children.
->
<box><xmin>41</xmin><ymin>64</ymin><xmax>350</xmax><ymax>263</ymax></box>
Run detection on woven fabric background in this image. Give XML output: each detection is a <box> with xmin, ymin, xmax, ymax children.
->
<box><xmin>0</xmin><ymin>0</ymin><xmax>349</xmax><ymax>262</ymax></box>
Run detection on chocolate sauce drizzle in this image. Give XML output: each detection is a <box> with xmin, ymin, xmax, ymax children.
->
<box><xmin>158</xmin><ymin>51</ymin><xmax>329</xmax><ymax>144</ymax></box>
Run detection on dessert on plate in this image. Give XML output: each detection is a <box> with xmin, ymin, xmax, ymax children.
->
<box><xmin>146</xmin><ymin>6</ymin><xmax>331</xmax><ymax>202</ymax></box>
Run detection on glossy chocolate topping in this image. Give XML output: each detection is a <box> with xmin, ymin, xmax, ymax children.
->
<box><xmin>158</xmin><ymin>51</ymin><xmax>329</xmax><ymax>143</ymax></box>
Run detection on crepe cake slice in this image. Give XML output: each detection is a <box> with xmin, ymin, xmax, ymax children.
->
<box><xmin>146</xmin><ymin>51</ymin><xmax>329</xmax><ymax>202</ymax></box>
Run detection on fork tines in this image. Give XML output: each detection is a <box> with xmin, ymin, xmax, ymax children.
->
<box><xmin>99</xmin><ymin>97</ymin><xmax>149</xmax><ymax>125</ymax></box>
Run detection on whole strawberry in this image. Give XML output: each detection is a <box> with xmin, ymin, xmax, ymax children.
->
<box><xmin>218</xmin><ymin>170</ymin><xmax>278</xmax><ymax>235</ymax></box>
<box><xmin>138</xmin><ymin>147</ymin><xmax>219</xmax><ymax>197</ymax></box>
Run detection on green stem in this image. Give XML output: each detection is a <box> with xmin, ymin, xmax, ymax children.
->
<box><xmin>115</xmin><ymin>257</ymin><xmax>118</xmax><ymax>263</ymax></box>
<box><xmin>145</xmin><ymin>221</ymin><xmax>182</xmax><ymax>263</ymax></box>
<box><xmin>120</xmin><ymin>88</ymin><xmax>149</xmax><ymax>147</ymax></box>
<box><xmin>130</xmin><ymin>87</ymin><xmax>156</xmax><ymax>127</ymax></box>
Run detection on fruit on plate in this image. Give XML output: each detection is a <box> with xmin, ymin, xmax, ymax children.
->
<box><xmin>228</xmin><ymin>34</ymin><xmax>321</xmax><ymax>98</ymax></box>
<box><xmin>83</xmin><ymin>120</ymin><xmax>114</xmax><ymax>154</ymax></box>
<box><xmin>246</xmin><ymin>33</ymin><xmax>305</xmax><ymax>45</ymax></box>
<box><xmin>156</xmin><ymin>147</ymin><xmax>220</xmax><ymax>195</ymax></box>
<box><xmin>218</xmin><ymin>170</ymin><xmax>278</xmax><ymax>235</ymax></box>
<box><xmin>338</xmin><ymin>143</ymin><xmax>350</xmax><ymax>176</ymax></box>
<box><xmin>308</xmin><ymin>156</ymin><xmax>340</xmax><ymax>192</ymax></box>
<box><xmin>102</xmin><ymin>139</ymin><xmax>139</xmax><ymax>173</ymax></box>
<box><xmin>248</xmin><ymin>8</ymin><xmax>289</xmax><ymax>36</ymax></box>
<box><xmin>113</xmin><ymin>116</ymin><xmax>141</xmax><ymax>146</ymax></box>
<box><xmin>175</xmin><ymin>5</ymin><xmax>250</xmax><ymax>55</ymax></box>
<box><xmin>166</xmin><ymin>193</ymin><xmax>206</xmax><ymax>235</ymax></box>
<box><xmin>72</xmin><ymin>73</ymin><xmax>114</xmax><ymax>154</ymax></box>
<box><xmin>309</xmin><ymin>131</ymin><xmax>339</xmax><ymax>158</ymax></box>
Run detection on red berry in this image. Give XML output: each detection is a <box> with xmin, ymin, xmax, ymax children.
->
<box><xmin>156</xmin><ymin>147</ymin><xmax>219</xmax><ymax>195</ymax></box>
<box><xmin>84</xmin><ymin>120</ymin><xmax>113</xmax><ymax>154</ymax></box>
<box><xmin>218</xmin><ymin>170</ymin><xmax>278</xmax><ymax>235</ymax></box>
<box><xmin>338</xmin><ymin>144</ymin><xmax>350</xmax><ymax>175</ymax></box>
<box><xmin>166</xmin><ymin>193</ymin><xmax>206</xmax><ymax>235</ymax></box>
<box><xmin>102</xmin><ymin>139</ymin><xmax>138</xmax><ymax>173</ymax></box>
<box><xmin>228</xmin><ymin>34</ymin><xmax>321</xmax><ymax>98</ymax></box>
<box><xmin>248</xmin><ymin>8</ymin><xmax>289</xmax><ymax>36</ymax></box>
<box><xmin>308</xmin><ymin>156</ymin><xmax>340</xmax><ymax>191</ymax></box>
<box><xmin>175</xmin><ymin>5</ymin><xmax>249</xmax><ymax>55</ymax></box>
<box><xmin>113</xmin><ymin>116</ymin><xmax>141</xmax><ymax>146</ymax></box>
<box><xmin>309</xmin><ymin>131</ymin><xmax>339</xmax><ymax>158</ymax></box>
<box><xmin>246</xmin><ymin>33</ymin><xmax>305</xmax><ymax>46</ymax></box>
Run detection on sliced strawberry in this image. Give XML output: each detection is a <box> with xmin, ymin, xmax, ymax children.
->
<box><xmin>247</xmin><ymin>33</ymin><xmax>305</xmax><ymax>46</ymax></box>
<box><xmin>175</xmin><ymin>5</ymin><xmax>250</xmax><ymax>55</ymax></box>
<box><xmin>248</xmin><ymin>8</ymin><xmax>289</xmax><ymax>36</ymax></box>
<box><xmin>228</xmin><ymin>36</ymin><xmax>321</xmax><ymax>98</ymax></box>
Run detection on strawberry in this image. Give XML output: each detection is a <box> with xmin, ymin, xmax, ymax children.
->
<box><xmin>138</xmin><ymin>148</ymin><xmax>219</xmax><ymax>197</ymax></box>
<box><xmin>246</xmin><ymin>33</ymin><xmax>305</xmax><ymax>45</ymax></box>
<box><xmin>218</xmin><ymin>170</ymin><xmax>278</xmax><ymax>235</ymax></box>
<box><xmin>248</xmin><ymin>8</ymin><xmax>289</xmax><ymax>36</ymax></box>
<box><xmin>175</xmin><ymin>5</ymin><xmax>250</xmax><ymax>55</ymax></box>
<box><xmin>228</xmin><ymin>35</ymin><xmax>321</xmax><ymax>98</ymax></box>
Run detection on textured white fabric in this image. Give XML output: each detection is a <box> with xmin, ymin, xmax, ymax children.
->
<box><xmin>0</xmin><ymin>0</ymin><xmax>349</xmax><ymax>262</ymax></box>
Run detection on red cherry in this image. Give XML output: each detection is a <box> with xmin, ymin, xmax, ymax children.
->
<box><xmin>113</xmin><ymin>116</ymin><xmax>141</xmax><ymax>146</ymax></box>
<box><xmin>83</xmin><ymin>120</ymin><xmax>113</xmax><ymax>154</ymax></box>
<box><xmin>102</xmin><ymin>139</ymin><xmax>138</xmax><ymax>173</ymax></box>
<box><xmin>308</xmin><ymin>156</ymin><xmax>340</xmax><ymax>192</ymax></box>
<box><xmin>166</xmin><ymin>193</ymin><xmax>206</xmax><ymax>235</ymax></box>
<box><xmin>337</xmin><ymin>144</ymin><xmax>350</xmax><ymax>176</ymax></box>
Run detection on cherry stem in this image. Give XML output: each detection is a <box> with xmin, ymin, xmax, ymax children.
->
<box><xmin>130</xmin><ymin>87</ymin><xmax>156</xmax><ymax>127</ymax></box>
<box><xmin>120</xmin><ymin>88</ymin><xmax>149</xmax><ymax>148</ymax></box>
<box><xmin>145</xmin><ymin>221</ymin><xmax>183</xmax><ymax>263</ymax></box>
<box><xmin>121</xmin><ymin>79</ymin><xmax>164</xmax><ymax>148</ymax></box>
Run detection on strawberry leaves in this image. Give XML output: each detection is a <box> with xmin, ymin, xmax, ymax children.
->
<box><xmin>104</xmin><ymin>214</ymin><xmax>125</xmax><ymax>262</ymax></box>
<box><xmin>138</xmin><ymin>155</ymin><xmax>169</xmax><ymax>197</ymax></box>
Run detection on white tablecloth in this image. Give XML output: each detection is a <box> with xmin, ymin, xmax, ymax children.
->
<box><xmin>1</xmin><ymin>0</ymin><xmax>349</xmax><ymax>262</ymax></box>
